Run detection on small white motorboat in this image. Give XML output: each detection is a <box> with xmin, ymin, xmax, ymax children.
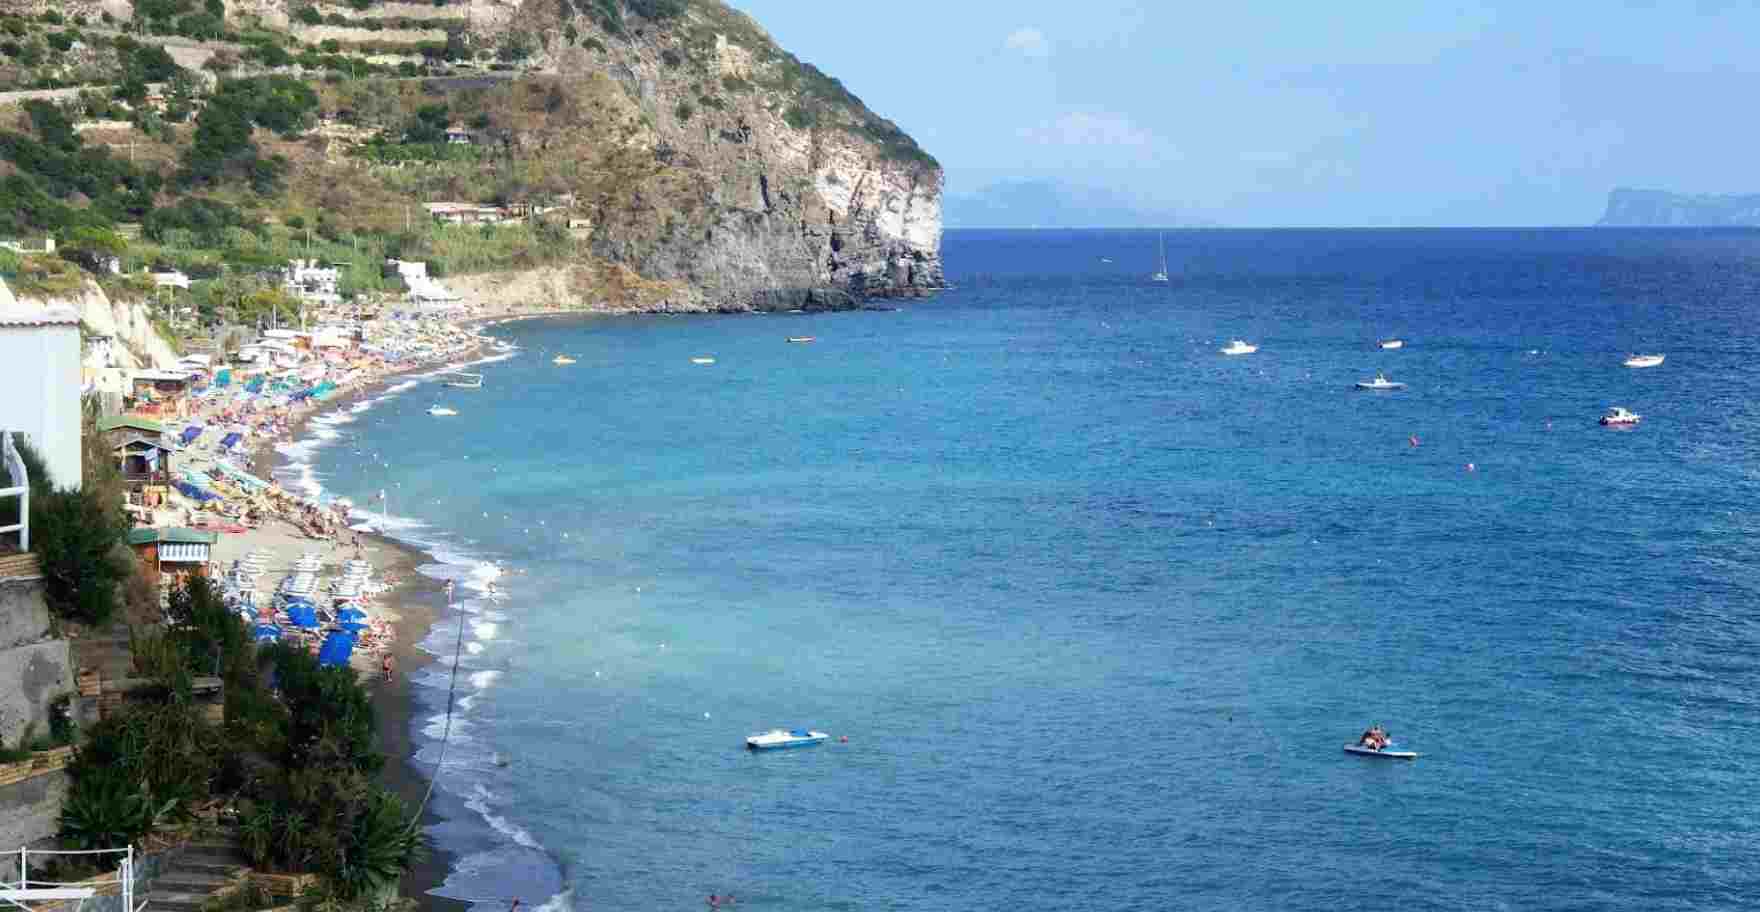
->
<box><xmin>1377</xmin><ymin>338</ymin><xmax>1405</xmax><ymax>350</ymax></box>
<box><xmin>1623</xmin><ymin>353</ymin><xmax>1665</xmax><ymax>369</ymax></box>
<box><xmin>1344</xmin><ymin>744</ymin><xmax>1418</xmax><ymax>760</ymax></box>
<box><xmin>786</xmin><ymin>336</ymin><xmax>816</xmax><ymax>344</ymax></box>
<box><xmin>746</xmin><ymin>728</ymin><xmax>829</xmax><ymax>751</ymax></box>
<box><xmin>552</xmin><ymin>355</ymin><xmax>577</xmax><ymax>365</ymax></box>
<box><xmin>427</xmin><ymin>405</ymin><xmax>458</xmax><ymax>417</ymax></box>
<box><xmin>691</xmin><ymin>357</ymin><xmax>716</xmax><ymax>365</ymax></box>
<box><xmin>1220</xmin><ymin>340</ymin><xmax>1258</xmax><ymax>356</ymax></box>
<box><xmin>1354</xmin><ymin>372</ymin><xmax>1406</xmax><ymax>392</ymax></box>
<box><xmin>1600</xmin><ymin>406</ymin><xmax>1641</xmax><ymax>427</ymax></box>
<box><xmin>444</xmin><ymin>372</ymin><xmax>484</xmax><ymax>389</ymax></box>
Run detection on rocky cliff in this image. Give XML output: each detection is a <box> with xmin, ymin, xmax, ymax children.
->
<box><xmin>527</xmin><ymin>1</ymin><xmax>945</xmax><ymax>310</ymax></box>
<box><xmin>13</xmin><ymin>279</ymin><xmax>180</xmax><ymax>371</ymax></box>
<box><xmin>1597</xmin><ymin>188</ymin><xmax>1760</xmax><ymax>227</ymax></box>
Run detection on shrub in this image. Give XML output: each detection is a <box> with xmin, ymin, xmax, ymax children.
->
<box><xmin>293</xmin><ymin>5</ymin><xmax>322</xmax><ymax>25</ymax></box>
<box><xmin>163</xmin><ymin>575</ymin><xmax>249</xmax><ymax>679</ymax></box>
<box><xmin>59</xmin><ymin>774</ymin><xmax>161</xmax><ymax>849</ymax></box>
<box><xmin>30</xmin><ymin>484</ymin><xmax>128</xmax><ymax>626</ymax></box>
<box><xmin>145</xmin><ymin>197</ymin><xmax>258</xmax><ymax>245</ymax></box>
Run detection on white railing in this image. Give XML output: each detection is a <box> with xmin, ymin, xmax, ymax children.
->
<box><xmin>0</xmin><ymin>431</ymin><xmax>27</xmax><ymax>552</ymax></box>
<box><xmin>1</xmin><ymin>845</ymin><xmax>136</xmax><ymax>912</ymax></box>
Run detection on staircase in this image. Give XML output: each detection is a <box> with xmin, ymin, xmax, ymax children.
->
<box><xmin>148</xmin><ymin>835</ymin><xmax>250</xmax><ymax>912</ymax></box>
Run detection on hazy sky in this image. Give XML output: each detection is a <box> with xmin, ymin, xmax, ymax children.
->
<box><xmin>726</xmin><ymin>1</ymin><xmax>1760</xmax><ymax>227</ymax></box>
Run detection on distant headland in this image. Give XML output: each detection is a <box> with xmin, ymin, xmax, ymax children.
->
<box><xmin>1597</xmin><ymin>188</ymin><xmax>1760</xmax><ymax>226</ymax></box>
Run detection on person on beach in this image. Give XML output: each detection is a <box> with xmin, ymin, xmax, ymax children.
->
<box><xmin>382</xmin><ymin>653</ymin><xmax>395</xmax><ymax>682</ymax></box>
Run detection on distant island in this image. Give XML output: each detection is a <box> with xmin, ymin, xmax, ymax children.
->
<box><xmin>1597</xmin><ymin>188</ymin><xmax>1760</xmax><ymax>226</ymax></box>
<box><xmin>945</xmin><ymin>180</ymin><xmax>1215</xmax><ymax>229</ymax></box>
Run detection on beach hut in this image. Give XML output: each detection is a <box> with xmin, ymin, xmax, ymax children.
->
<box><xmin>98</xmin><ymin>414</ymin><xmax>166</xmax><ymax>449</ymax></box>
<box><xmin>127</xmin><ymin>527</ymin><xmax>217</xmax><ymax>586</ymax></box>
<box><xmin>114</xmin><ymin>435</ymin><xmax>174</xmax><ymax>490</ymax></box>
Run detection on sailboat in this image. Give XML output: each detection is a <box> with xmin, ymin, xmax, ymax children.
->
<box><xmin>1151</xmin><ymin>232</ymin><xmax>1169</xmax><ymax>283</ymax></box>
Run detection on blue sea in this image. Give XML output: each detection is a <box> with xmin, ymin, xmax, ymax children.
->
<box><xmin>289</xmin><ymin>229</ymin><xmax>1760</xmax><ymax>911</ymax></box>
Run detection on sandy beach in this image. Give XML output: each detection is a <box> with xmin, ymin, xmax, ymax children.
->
<box><xmin>259</xmin><ymin>389</ymin><xmax>470</xmax><ymax>912</ymax></box>
<box><xmin>176</xmin><ymin>325</ymin><xmax>522</xmax><ymax>911</ymax></box>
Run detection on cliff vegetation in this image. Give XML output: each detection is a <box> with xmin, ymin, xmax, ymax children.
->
<box><xmin>0</xmin><ymin>0</ymin><xmax>943</xmax><ymax>321</ymax></box>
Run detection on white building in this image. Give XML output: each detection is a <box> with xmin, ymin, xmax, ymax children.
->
<box><xmin>284</xmin><ymin>259</ymin><xmax>342</xmax><ymax>306</ymax></box>
<box><xmin>151</xmin><ymin>269</ymin><xmax>191</xmax><ymax>291</ymax></box>
<box><xmin>386</xmin><ymin>259</ymin><xmax>463</xmax><ymax>312</ymax></box>
<box><xmin>0</xmin><ymin>278</ymin><xmax>82</xmax><ymax>490</ymax></box>
<box><xmin>0</xmin><ymin>237</ymin><xmax>55</xmax><ymax>255</ymax></box>
<box><xmin>424</xmin><ymin>203</ymin><xmax>504</xmax><ymax>225</ymax></box>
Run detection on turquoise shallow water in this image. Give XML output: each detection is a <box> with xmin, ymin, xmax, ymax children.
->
<box><xmin>299</xmin><ymin>229</ymin><xmax>1760</xmax><ymax>910</ymax></box>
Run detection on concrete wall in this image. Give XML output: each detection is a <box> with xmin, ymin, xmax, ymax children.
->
<box><xmin>0</xmin><ymin>576</ymin><xmax>52</xmax><ymax>650</ymax></box>
<box><xmin>0</xmin><ymin>766</ymin><xmax>68</xmax><ymax>856</ymax></box>
<box><xmin>0</xmin><ymin>640</ymin><xmax>74</xmax><ymax>750</ymax></box>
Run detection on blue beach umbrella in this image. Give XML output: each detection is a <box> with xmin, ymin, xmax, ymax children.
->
<box><xmin>253</xmin><ymin>623</ymin><xmax>281</xmax><ymax>642</ymax></box>
<box><xmin>336</xmin><ymin>606</ymin><xmax>369</xmax><ymax>623</ymax></box>
<box><xmin>317</xmin><ymin>631</ymin><xmax>356</xmax><ymax>667</ymax></box>
<box><xmin>286</xmin><ymin>604</ymin><xmax>320</xmax><ymax>629</ymax></box>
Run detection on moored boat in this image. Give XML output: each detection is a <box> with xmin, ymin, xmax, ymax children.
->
<box><xmin>1378</xmin><ymin>338</ymin><xmax>1405</xmax><ymax>350</ymax></box>
<box><xmin>1354</xmin><ymin>371</ymin><xmax>1406</xmax><ymax>391</ymax></box>
<box><xmin>746</xmin><ymin>728</ymin><xmax>829</xmax><ymax>750</ymax></box>
<box><xmin>1623</xmin><ymin>353</ymin><xmax>1664</xmax><ymax>368</ymax></box>
<box><xmin>1600</xmin><ymin>406</ymin><xmax>1641</xmax><ymax>427</ymax></box>
<box><xmin>552</xmin><ymin>355</ymin><xmax>577</xmax><ymax>365</ymax></box>
<box><xmin>786</xmin><ymin>336</ymin><xmax>816</xmax><ymax>344</ymax></box>
<box><xmin>1343</xmin><ymin>744</ymin><xmax>1419</xmax><ymax>760</ymax></box>
<box><xmin>1220</xmin><ymin>340</ymin><xmax>1258</xmax><ymax>356</ymax></box>
<box><xmin>427</xmin><ymin>404</ymin><xmax>458</xmax><ymax>416</ymax></box>
<box><xmin>691</xmin><ymin>356</ymin><xmax>717</xmax><ymax>365</ymax></box>
<box><xmin>443</xmin><ymin>371</ymin><xmax>483</xmax><ymax>389</ymax></box>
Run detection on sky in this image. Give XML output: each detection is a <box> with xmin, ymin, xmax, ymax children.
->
<box><xmin>726</xmin><ymin>1</ymin><xmax>1760</xmax><ymax>227</ymax></box>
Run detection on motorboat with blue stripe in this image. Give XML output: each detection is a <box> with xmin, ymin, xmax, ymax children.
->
<box><xmin>746</xmin><ymin>728</ymin><xmax>829</xmax><ymax>750</ymax></box>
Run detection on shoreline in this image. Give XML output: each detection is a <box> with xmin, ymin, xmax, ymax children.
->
<box><xmin>248</xmin><ymin>344</ymin><xmax>507</xmax><ymax>912</ymax></box>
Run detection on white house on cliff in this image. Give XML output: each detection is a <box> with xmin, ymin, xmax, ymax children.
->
<box><xmin>0</xmin><ymin>277</ymin><xmax>82</xmax><ymax>490</ymax></box>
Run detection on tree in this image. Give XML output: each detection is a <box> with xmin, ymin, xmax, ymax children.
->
<box><xmin>30</xmin><ymin>479</ymin><xmax>129</xmax><ymax>626</ymax></box>
<box><xmin>175</xmin><ymin>11</ymin><xmax>224</xmax><ymax>39</ymax></box>
<box><xmin>496</xmin><ymin>29</ymin><xmax>534</xmax><ymax>63</ymax></box>
<box><xmin>402</xmin><ymin>103</ymin><xmax>449</xmax><ymax>143</ymax></box>
<box><xmin>58</xmin><ymin>227</ymin><xmax>126</xmax><ymax>274</ymax></box>
<box><xmin>114</xmin><ymin>78</ymin><xmax>149</xmax><ymax>107</ymax></box>
<box><xmin>163</xmin><ymin>69</ymin><xmax>204</xmax><ymax>123</ymax></box>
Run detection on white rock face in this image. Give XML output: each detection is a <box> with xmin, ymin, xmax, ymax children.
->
<box><xmin>35</xmin><ymin>280</ymin><xmax>181</xmax><ymax>370</ymax></box>
<box><xmin>814</xmin><ymin>146</ymin><xmax>943</xmax><ymax>256</ymax></box>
